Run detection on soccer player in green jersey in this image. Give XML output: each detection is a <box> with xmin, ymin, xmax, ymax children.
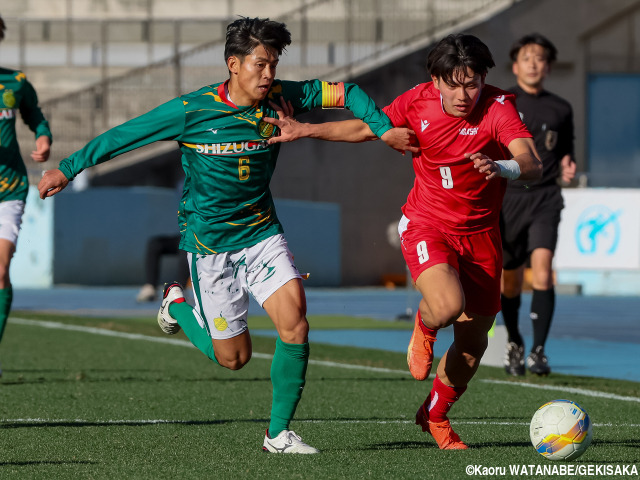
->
<box><xmin>39</xmin><ymin>17</ymin><xmax>415</xmax><ymax>453</ymax></box>
<box><xmin>0</xmin><ymin>16</ymin><xmax>52</xmax><ymax>378</ymax></box>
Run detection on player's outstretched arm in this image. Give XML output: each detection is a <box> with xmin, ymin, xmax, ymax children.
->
<box><xmin>265</xmin><ymin>116</ymin><xmax>377</xmax><ymax>144</ymax></box>
<box><xmin>264</xmin><ymin>111</ymin><xmax>419</xmax><ymax>155</ymax></box>
<box><xmin>380</xmin><ymin>128</ymin><xmax>419</xmax><ymax>156</ymax></box>
<box><xmin>38</xmin><ymin>169</ymin><xmax>69</xmax><ymax>199</ymax></box>
<box><xmin>467</xmin><ymin>137</ymin><xmax>542</xmax><ymax>181</ymax></box>
<box><xmin>507</xmin><ymin>137</ymin><xmax>543</xmax><ymax>181</ymax></box>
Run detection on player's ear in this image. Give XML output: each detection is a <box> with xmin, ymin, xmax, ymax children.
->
<box><xmin>430</xmin><ymin>75</ymin><xmax>440</xmax><ymax>91</ymax></box>
<box><xmin>227</xmin><ymin>55</ymin><xmax>240</xmax><ymax>75</ymax></box>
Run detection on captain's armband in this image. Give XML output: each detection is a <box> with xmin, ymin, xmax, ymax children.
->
<box><xmin>321</xmin><ymin>81</ymin><xmax>345</xmax><ymax>109</ymax></box>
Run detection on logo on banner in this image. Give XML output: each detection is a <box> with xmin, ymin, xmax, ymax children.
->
<box><xmin>575</xmin><ymin>205</ymin><xmax>621</xmax><ymax>255</ymax></box>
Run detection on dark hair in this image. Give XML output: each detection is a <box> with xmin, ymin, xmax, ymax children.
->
<box><xmin>0</xmin><ymin>16</ymin><xmax>5</xmax><ymax>42</ymax></box>
<box><xmin>509</xmin><ymin>33</ymin><xmax>557</xmax><ymax>64</ymax></box>
<box><xmin>427</xmin><ymin>34</ymin><xmax>495</xmax><ymax>84</ymax></box>
<box><xmin>224</xmin><ymin>17</ymin><xmax>291</xmax><ymax>62</ymax></box>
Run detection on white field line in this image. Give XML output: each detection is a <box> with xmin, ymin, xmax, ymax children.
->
<box><xmin>11</xmin><ymin>317</ymin><xmax>640</xmax><ymax>404</ymax></box>
<box><xmin>480</xmin><ymin>379</ymin><xmax>640</xmax><ymax>404</ymax></box>
<box><xmin>1</xmin><ymin>417</ymin><xmax>638</xmax><ymax>428</ymax></box>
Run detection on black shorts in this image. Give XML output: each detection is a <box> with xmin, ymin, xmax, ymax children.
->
<box><xmin>500</xmin><ymin>186</ymin><xmax>564</xmax><ymax>270</ymax></box>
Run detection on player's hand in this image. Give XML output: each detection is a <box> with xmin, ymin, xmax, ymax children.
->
<box><xmin>264</xmin><ymin>98</ymin><xmax>307</xmax><ymax>145</ymax></box>
<box><xmin>269</xmin><ymin>97</ymin><xmax>295</xmax><ymax>119</ymax></box>
<box><xmin>560</xmin><ymin>154</ymin><xmax>576</xmax><ymax>184</ymax></box>
<box><xmin>38</xmin><ymin>169</ymin><xmax>69</xmax><ymax>199</ymax></box>
<box><xmin>467</xmin><ymin>152</ymin><xmax>500</xmax><ymax>180</ymax></box>
<box><xmin>380</xmin><ymin>128</ymin><xmax>419</xmax><ymax>156</ymax></box>
<box><xmin>31</xmin><ymin>135</ymin><xmax>51</xmax><ymax>163</ymax></box>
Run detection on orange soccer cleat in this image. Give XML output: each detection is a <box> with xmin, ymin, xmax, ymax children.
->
<box><xmin>416</xmin><ymin>404</ymin><xmax>468</xmax><ymax>450</ymax></box>
<box><xmin>407</xmin><ymin>311</ymin><xmax>436</xmax><ymax>381</ymax></box>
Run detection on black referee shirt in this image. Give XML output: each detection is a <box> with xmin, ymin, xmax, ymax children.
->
<box><xmin>507</xmin><ymin>85</ymin><xmax>574</xmax><ymax>191</ymax></box>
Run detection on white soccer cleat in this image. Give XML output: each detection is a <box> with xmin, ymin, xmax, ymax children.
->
<box><xmin>157</xmin><ymin>282</ymin><xmax>184</xmax><ymax>335</ymax></box>
<box><xmin>262</xmin><ymin>430</ymin><xmax>319</xmax><ymax>454</ymax></box>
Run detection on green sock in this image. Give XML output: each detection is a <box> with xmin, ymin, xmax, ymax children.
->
<box><xmin>169</xmin><ymin>301</ymin><xmax>218</xmax><ymax>364</ymax></box>
<box><xmin>0</xmin><ymin>286</ymin><xmax>13</xmax><ymax>343</ymax></box>
<box><xmin>268</xmin><ymin>337</ymin><xmax>309</xmax><ymax>438</ymax></box>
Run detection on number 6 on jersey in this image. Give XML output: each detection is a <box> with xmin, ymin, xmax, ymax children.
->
<box><xmin>238</xmin><ymin>156</ymin><xmax>250</xmax><ymax>181</ymax></box>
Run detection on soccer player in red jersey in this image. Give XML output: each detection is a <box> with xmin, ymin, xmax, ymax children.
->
<box><xmin>264</xmin><ymin>34</ymin><xmax>543</xmax><ymax>449</ymax></box>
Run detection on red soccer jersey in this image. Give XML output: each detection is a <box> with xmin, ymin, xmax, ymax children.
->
<box><xmin>384</xmin><ymin>82</ymin><xmax>532</xmax><ymax>235</ymax></box>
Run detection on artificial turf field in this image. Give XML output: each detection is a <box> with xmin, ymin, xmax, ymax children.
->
<box><xmin>0</xmin><ymin>312</ymin><xmax>638</xmax><ymax>479</ymax></box>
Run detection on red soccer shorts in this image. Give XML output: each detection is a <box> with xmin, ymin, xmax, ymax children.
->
<box><xmin>399</xmin><ymin>216</ymin><xmax>502</xmax><ymax>316</ymax></box>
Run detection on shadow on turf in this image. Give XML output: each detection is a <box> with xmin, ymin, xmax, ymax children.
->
<box><xmin>362</xmin><ymin>440</ymin><xmax>533</xmax><ymax>450</ymax></box>
<box><xmin>0</xmin><ymin>372</ymin><xmax>418</xmax><ymax>387</ymax></box>
<box><xmin>0</xmin><ymin>460</ymin><xmax>96</xmax><ymax>466</ymax></box>
<box><xmin>0</xmin><ymin>418</ymin><xmax>271</xmax><ymax>429</ymax></box>
<box><xmin>0</xmin><ymin>372</ymin><xmax>275</xmax><ymax>386</ymax></box>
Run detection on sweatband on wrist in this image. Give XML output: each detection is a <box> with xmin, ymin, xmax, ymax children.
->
<box><xmin>495</xmin><ymin>160</ymin><xmax>521</xmax><ymax>180</ymax></box>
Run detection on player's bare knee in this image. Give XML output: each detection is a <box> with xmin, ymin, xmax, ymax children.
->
<box><xmin>423</xmin><ymin>301</ymin><xmax>464</xmax><ymax>329</ymax></box>
<box><xmin>217</xmin><ymin>351</ymin><xmax>252</xmax><ymax>370</ymax></box>
<box><xmin>278</xmin><ymin>316</ymin><xmax>309</xmax><ymax>344</ymax></box>
<box><xmin>502</xmin><ymin>271</ymin><xmax>524</xmax><ymax>297</ymax></box>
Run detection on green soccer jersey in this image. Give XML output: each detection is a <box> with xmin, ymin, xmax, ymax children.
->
<box><xmin>59</xmin><ymin>79</ymin><xmax>392</xmax><ymax>254</ymax></box>
<box><xmin>0</xmin><ymin>68</ymin><xmax>52</xmax><ymax>202</ymax></box>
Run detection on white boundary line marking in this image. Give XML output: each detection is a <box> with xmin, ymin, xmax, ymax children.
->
<box><xmin>9</xmin><ymin>318</ymin><xmax>411</xmax><ymax>376</ymax></box>
<box><xmin>480</xmin><ymin>379</ymin><xmax>640</xmax><ymax>403</ymax></box>
<box><xmin>11</xmin><ymin>317</ymin><xmax>640</xmax><ymax>404</ymax></box>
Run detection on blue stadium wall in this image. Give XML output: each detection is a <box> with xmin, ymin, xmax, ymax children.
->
<box><xmin>12</xmin><ymin>186</ymin><xmax>340</xmax><ymax>288</ymax></box>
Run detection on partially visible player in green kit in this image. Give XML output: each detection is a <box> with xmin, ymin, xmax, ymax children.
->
<box><xmin>0</xmin><ymin>16</ymin><xmax>52</xmax><ymax>378</ymax></box>
<box><xmin>38</xmin><ymin>17</ymin><xmax>416</xmax><ymax>453</ymax></box>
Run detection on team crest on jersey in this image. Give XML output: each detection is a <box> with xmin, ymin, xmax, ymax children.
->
<box><xmin>213</xmin><ymin>316</ymin><xmax>228</xmax><ymax>331</ymax></box>
<box><xmin>545</xmin><ymin>130</ymin><xmax>558</xmax><ymax>151</ymax></box>
<box><xmin>2</xmin><ymin>90</ymin><xmax>16</xmax><ymax>108</ymax></box>
<box><xmin>258</xmin><ymin>119</ymin><xmax>276</xmax><ymax>138</ymax></box>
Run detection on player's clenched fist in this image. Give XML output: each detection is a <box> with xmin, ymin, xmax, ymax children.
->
<box><xmin>38</xmin><ymin>169</ymin><xmax>69</xmax><ymax>199</ymax></box>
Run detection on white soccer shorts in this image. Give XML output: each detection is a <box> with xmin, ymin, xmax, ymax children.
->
<box><xmin>187</xmin><ymin>233</ymin><xmax>302</xmax><ymax>340</ymax></box>
<box><xmin>0</xmin><ymin>200</ymin><xmax>25</xmax><ymax>245</ymax></box>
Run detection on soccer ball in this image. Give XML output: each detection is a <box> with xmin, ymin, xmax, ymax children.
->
<box><xmin>530</xmin><ymin>399</ymin><xmax>593</xmax><ymax>461</ymax></box>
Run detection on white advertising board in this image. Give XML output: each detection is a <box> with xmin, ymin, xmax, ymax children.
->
<box><xmin>12</xmin><ymin>186</ymin><xmax>54</xmax><ymax>288</ymax></box>
<box><xmin>555</xmin><ymin>189</ymin><xmax>640</xmax><ymax>269</ymax></box>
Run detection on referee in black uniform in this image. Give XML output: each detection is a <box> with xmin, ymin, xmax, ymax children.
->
<box><xmin>500</xmin><ymin>33</ymin><xmax>576</xmax><ymax>376</ymax></box>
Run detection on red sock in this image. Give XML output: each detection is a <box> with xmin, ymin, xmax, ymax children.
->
<box><xmin>418</xmin><ymin>313</ymin><xmax>438</xmax><ymax>338</ymax></box>
<box><xmin>424</xmin><ymin>375</ymin><xmax>467</xmax><ymax>423</ymax></box>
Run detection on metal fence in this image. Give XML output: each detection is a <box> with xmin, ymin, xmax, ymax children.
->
<box><xmin>15</xmin><ymin>0</ymin><xmax>520</xmax><ymax>181</ymax></box>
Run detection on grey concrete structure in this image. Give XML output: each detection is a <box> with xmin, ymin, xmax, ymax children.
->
<box><xmin>268</xmin><ymin>0</ymin><xmax>640</xmax><ymax>284</ymax></box>
<box><xmin>10</xmin><ymin>0</ymin><xmax>639</xmax><ymax>285</ymax></box>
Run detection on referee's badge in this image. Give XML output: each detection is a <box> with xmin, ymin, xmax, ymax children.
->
<box><xmin>258</xmin><ymin>119</ymin><xmax>276</xmax><ymax>138</ymax></box>
<box><xmin>545</xmin><ymin>130</ymin><xmax>558</xmax><ymax>151</ymax></box>
<box><xmin>2</xmin><ymin>90</ymin><xmax>15</xmax><ymax>108</ymax></box>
